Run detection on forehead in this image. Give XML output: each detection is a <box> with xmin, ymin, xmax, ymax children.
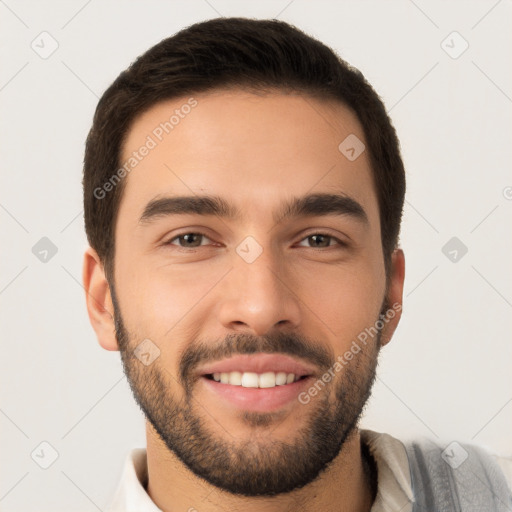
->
<box><xmin>117</xmin><ymin>89</ymin><xmax>378</xmax><ymax>227</ymax></box>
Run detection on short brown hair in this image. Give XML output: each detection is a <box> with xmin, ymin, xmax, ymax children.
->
<box><xmin>83</xmin><ymin>17</ymin><xmax>405</xmax><ymax>283</ymax></box>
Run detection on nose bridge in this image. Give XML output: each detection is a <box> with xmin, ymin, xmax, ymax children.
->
<box><xmin>217</xmin><ymin>236</ymin><xmax>301</xmax><ymax>335</ymax></box>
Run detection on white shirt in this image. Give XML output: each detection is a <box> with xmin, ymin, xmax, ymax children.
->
<box><xmin>105</xmin><ymin>429</ymin><xmax>512</xmax><ymax>512</ymax></box>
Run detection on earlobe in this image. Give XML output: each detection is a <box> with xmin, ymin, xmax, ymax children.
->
<box><xmin>380</xmin><ymin>248</ymin><xmax>405</xmax><ymax>347</ymax></box>
<box><xmin>82</xmin><ymin>247</ymin><xmax>119</xmax><ymax>351</ymax></box>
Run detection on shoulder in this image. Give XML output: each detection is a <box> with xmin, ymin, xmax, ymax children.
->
<box><xmin>360</xmin><ymin>429</ymin><xmax>512</xmax><ymax>511</ymax></box>
<box><xmin>491</xmin><ymin>453</ymin><xmax>512</xmax><ymax>491</ymax></box>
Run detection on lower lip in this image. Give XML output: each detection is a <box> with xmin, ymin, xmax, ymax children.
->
<box><xmin>199</xmin><ymin>376</ymin><xmax>314</xmax><ymax>413</ymax></box>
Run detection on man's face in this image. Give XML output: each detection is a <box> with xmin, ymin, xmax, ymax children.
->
<box><xmin>110</xmin><ymin>89</ymin><xmax>394</xmax><ymax>496</ymax></box>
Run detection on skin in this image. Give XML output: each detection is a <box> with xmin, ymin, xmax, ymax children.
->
<box><xmin>83</xmin><ymin>89</ymin><xmax>405</xmax><ymax>512</ymax></box>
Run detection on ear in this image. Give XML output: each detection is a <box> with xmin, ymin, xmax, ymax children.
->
<box><xmin>380</xmin><ymin>248</ymin><xmax>405</xmax><ymax>347</ymax></box>
<box><xmin>82</xmin><ymin>247</ymin><xmax>119</xmax><ymax>351</ymax></box>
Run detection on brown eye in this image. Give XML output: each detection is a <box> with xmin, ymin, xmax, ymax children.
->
<box><xmin>165</xmin><ymin>232</ymin><xmax>211</xmax><ymax>248</ymax></box>
<box><xmin>297</xmin><ymin>233</ymin><xmax>345</xmax><ymax>248</ymax></box>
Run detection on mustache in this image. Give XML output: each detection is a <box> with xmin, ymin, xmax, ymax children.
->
<box><xmin>179</xmin><ymin>331</ymin><xmax>335</xmax><ymax>386</ymax></box>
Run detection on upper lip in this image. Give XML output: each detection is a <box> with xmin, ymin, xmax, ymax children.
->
<box><xmin>197</xmin><ymin>353</ymin><xmax>317</xmax><ymax>378</ymax></box>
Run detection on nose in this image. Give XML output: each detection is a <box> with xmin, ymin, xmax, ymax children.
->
<box><xmin>217</xmin><ymin>244</ymin><xmax>302</xmax><ymax>337</ymax></box>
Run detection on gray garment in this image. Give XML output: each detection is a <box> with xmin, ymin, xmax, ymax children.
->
<box><xmin>404</xmin><ymin>438</ymin><xmax>512</xmax><ymax>511</ymax></box>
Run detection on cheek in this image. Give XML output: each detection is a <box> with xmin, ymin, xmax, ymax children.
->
<box><xmin>117</xmin><ymin>259</ymin><xmax>224</xmax><ymax>339</ymax></box>
<box><xmin>301</xmin><ymin>260</ymin><xmax>385</xmax><ymax>349</ymax></box>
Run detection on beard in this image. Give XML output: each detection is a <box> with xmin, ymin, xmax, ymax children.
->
<box><xmin>112</xmin><ymin>285</ymin><xmax>383</xmax><ymax>497</ymax></box>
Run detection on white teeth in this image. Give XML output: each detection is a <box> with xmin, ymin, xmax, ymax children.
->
<box><xmin>228</xmin><ymin>371</ymin><xmax>242</xmax><ymax>385</ymax></box>
<box><xmin>241</xmin><ymin>372</ymin><xmax>259</xmax><ymax>387</ymax></box>
<box><xmin>210</xmin><ymin>371</ymin><xmax>303</xmax><ymax>388</ymax></box>
<box><xmin>259</xmin><ymin>372</ymin><xmax>276</xmax><ymax>388</ymax></box>
<box><xmin>275</xmin><ymin>372</ymin><xmax>288</xmax><ymax>385</ymax></box>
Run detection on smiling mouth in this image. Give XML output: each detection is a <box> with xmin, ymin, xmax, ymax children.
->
<box><xmin>203</xmin><ymin>371</ymin><xmax>310</xmax><ymax>388</ymax></box>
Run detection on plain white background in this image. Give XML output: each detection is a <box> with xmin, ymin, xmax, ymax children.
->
<box><xmin>1</xmin><ymin>1</ymin><xmax>511</xmax><ymax>510</ymax></box>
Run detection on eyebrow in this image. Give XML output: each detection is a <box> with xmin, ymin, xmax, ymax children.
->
<box><xmin>138</xmin><ymin>192</ymin><xmax>368</xmax><ymax>226</ymax></box>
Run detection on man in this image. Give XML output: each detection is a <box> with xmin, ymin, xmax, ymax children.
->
<box><xmin>82</xmin><ymin>17</ymin><xmax>512</xmax><ymax>512</ymax></box>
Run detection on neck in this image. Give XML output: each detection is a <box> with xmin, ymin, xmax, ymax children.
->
<box><xmin>145</xmin><ymin>423</ymin><xmax>376</xmax><ymax>512</ymax></box>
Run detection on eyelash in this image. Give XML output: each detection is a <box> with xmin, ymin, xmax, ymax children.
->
<box><xmin>162</xmin><ymin>231</ymin><xmax>347</xmax><ymax>250</ymax></box>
